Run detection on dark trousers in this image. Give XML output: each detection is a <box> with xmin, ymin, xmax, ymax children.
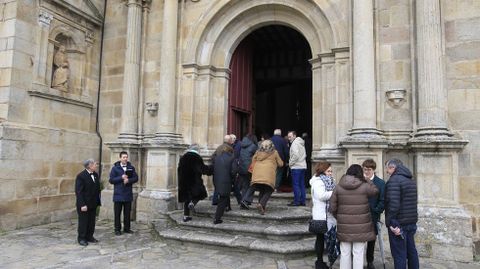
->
<box><xmin>232</xmin><ymin>179</ymin><xmax>242</xmax><ymax>204</ymax></box>
<box><xmin>243</xmin><ymin>183</ymin><xmax>273</xmax><ymax>208</ymax></box>
<box><xmin>77</xmin><ymin>207</ymin><xmax>96</xmax><ymax>242</ymax></box>
<box><xmin>239</xmin><ymin>173</ymin><xmax>252</xmax><ymax>203</ymax></box>
<box><xmin>367</xmin><ymin>239</ymin><xmax>376</xmax><ymax>263</ymax></box>
<box><xmin>114</xmin><ymin>201</ymin><xmax>131</xmax><ymax>232</ymax></box>
<box><xmin>315</xmin><ymin>233</ymin><xmax>325</xmax><ymax>263</ymax></box>
<box><xmin>183</xmin><ymin>199</ymin><xmax>198</xmax><ymax>216</ymax></box>
<box><xmin>214</xmin><ymin>195</ymin><xmax>230</xmax><ymax>221</ymax></box>
<box><xmin>388</xmin><ymin>224</ymin><xmax>419</xmax><ymax>269</ymax></box>
<box><xmin>274</xmin><ymin>168</ymin><xmax>284</xmax><ymax>189</ymax></box>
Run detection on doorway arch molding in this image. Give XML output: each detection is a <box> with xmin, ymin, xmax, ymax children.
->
<box><xmin>184</xmin><ymin>0</ymin><xmax>347</xmax><ymax>66</ymax></box>
<box><xmin>179</xmin><ymin>0</ymin><xmax>350</xmax><ymax>151</ymax></box>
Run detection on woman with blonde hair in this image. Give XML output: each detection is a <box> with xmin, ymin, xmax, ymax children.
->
<box><xmin>240</xmin><ymin>139</ymin><xmax>283</xmax><ymax>214</ymax></box>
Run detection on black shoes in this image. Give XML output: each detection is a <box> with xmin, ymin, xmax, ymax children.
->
<box><xmin>213</xmin><ymin>219</ymin><xmax>223</xmax><ymax>225</ymax></box>
<box><xmin>183</xmin><ymin>216</ymin><xmax>192</xmax><ymax>222</ymax></box>
<box><xmin>240</xmin><ymin>201</ymin><xmax>250</xmax><ymax>210</ymax></box>
<box><xmin>78</xmin><ymin>240</ymin><xmax>88</xmax><ymax>246</ymax></box>
<box><xmin>115</xmin><ymin>230</ymin><xmax>122</xmax><ymax>236</ymax></box>
<box><xmin>124</xmin><ymin>230</ymin><xmax>134</xmax><ymax>234</ymax></box>
<box><xmin>315</xmin><ymin>260</ymin><xmax>328</xmax><ymax>269</ymax></box>
<box><xmin>87</xmin><ymin>237</ymin><xmax>99</xmax><ymax>243</ymax></box>
<box><xmin>367</xmin><ymin>262</ymin><xmax>376</xmax><ymax>269</ymax></box>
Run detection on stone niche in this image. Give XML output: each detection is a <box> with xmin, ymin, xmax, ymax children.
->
<box><xmin>46</xmin><ymin>24</ymin><xmax>88</xmax><ymax>97</ymax></box>
<box><xmin>30</xmin><ymin>2</ymin><xmax>101</xmax><ymax>110</ymax></box>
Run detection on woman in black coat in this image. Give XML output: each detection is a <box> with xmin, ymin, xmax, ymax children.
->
<box><xmin>178</xmin><ymin>144</ymin><xmax>212</xmax><ymax>222</ymax></box>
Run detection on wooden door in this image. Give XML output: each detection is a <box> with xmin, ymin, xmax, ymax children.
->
<box><xmin>228</xmin><ymin>39</ymin><xmax>253</xmax><ymax>137</ymax></box>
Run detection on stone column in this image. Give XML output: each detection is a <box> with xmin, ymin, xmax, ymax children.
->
<box><xmin>118</xmin><ymin>0</ymin><xmax>143</xmax><ymax>141</ymax></box>
<box><xmin>414</xmin><ymin>0</ymin><xmax>450</xmax><ymax>137</ymax></box>
<box><xmin>137</xmin><ymin>0</ymin><xmax>186</xmax><ymax>224</ymax></box>
<box><xmin>340</xmin><ymin>2</ymin><xmax>386</xmax><ymax>173</ymax></box>
<box><xmin>155</xmin><ymin>0</ymin><xmax>180</xmax><ymax>139</ymax></box>
<box><xmin>349</xmin><ymin>0</ymin><xmax>381</xmax><ymax>137</ymax></box>
<box><xmin>408</xmin><ymin>0</ymin><xmax>472</xmax><ymax>262</ymax></box>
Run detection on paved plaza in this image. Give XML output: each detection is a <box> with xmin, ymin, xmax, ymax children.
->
<box><xmin>0</xmin><ymin>219</ymin><xmax>478</xmax><ymax>269</ymax></box>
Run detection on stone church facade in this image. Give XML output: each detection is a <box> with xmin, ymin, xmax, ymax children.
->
<box><xmin>0</xmin><ymin>0</ymin><xmax>479</xmax><ymax>262</ymax></box>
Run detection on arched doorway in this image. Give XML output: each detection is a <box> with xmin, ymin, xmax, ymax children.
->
<box><xmin>228</xmin><ymin>25</ymin><xmax>312</xmax><ymax>140</ymax></box>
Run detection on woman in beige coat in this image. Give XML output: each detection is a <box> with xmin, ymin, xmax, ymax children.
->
<box><xmin>240</xmin><ymin>139</ymin><xmax>283</xmax><ymax>214</ymax></box>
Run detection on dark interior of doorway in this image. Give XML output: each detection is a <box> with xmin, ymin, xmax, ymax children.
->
<box><xmin>232</xmin><ymin>25</ymin><xmax>313</xmax><ymax>191</ymax></box>
<box><xmin>250</xmin><ymin>25</ymin><xmax>312</xmax><ymax>141</ymax></box>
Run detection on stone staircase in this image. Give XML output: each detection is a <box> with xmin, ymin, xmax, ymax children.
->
<box><xmin>154</xmin><ymin>193</ymin><xmax>316</xmax><ymax>258</ymax></box>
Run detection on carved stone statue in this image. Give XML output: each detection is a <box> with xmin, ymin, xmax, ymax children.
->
<box><xmin>52</xmin><ymin>45</ymin><xmax>70</xmax><ymax>91</ymax></box>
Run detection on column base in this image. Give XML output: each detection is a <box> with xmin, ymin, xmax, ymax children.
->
<box><xmin>417</xmin><ymin>205</ymin><xmax>474</xmax><ymax>262</ymax></box>
<box><xmin>152</xmin><ymin>132</ymin><xmax>184</xmax><ymax>145</ymax></box>
<box><xmin>339</xmin><ymin>137</ymin><xmax>388</xmax><ymax>175</ymax></box>
<box><xmin>99</xmin><ymin>189</ymin><xmax>138</xmax><ymax>221</ymax></box>
<box><xmin>340</xmin><ymin>128</ymin><xmax>388</xmax><ymax>146</ymax></box>
<box><xmin>117</xmin><ymin>132</ymin><xmax>142</xmax><ymax>143</ymax></box>
<box><xmin>413</xmin><ymin>126</ymin><xmax>454</xmax><ymax>139</ymax></box>
<box><xmin>136</xmin><ymin>190</ymin><xmax>176</xmax><ymax>223</ymax></box>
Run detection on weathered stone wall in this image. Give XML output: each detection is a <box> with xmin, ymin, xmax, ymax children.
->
<box><xmin>443</xmin><ymin>0</ymin><xmax>480</xmax><ymax>256</ymax></box>
<box><xmin>0</xmin><ymin>0</ymin><xmax>103</xmax><ymax>231</ymax></box>
<box><xmin>376</xmin><ymin>0</ymin><xmax>413</xmax><ymax>143</ymax></box>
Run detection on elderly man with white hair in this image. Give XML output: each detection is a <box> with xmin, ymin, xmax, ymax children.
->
<box><xmin>75</xmin><ymin>159</ymin><xmax>101</xmax><ymax>246</ymax></box>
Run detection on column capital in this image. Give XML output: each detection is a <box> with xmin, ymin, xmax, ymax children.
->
<box><xmin>126</xmin><ymin>0</ymin><xmax>143</xmax><ymax>7</ymax></box>
<box><xmin>38</xmin><ymin>10</ymin><xmax>53</xmax><ymax>27</ymax></box>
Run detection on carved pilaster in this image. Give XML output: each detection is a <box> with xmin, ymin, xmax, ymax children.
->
<box><xmin>118</xmin><ymin>0</ymin><xmax>143</xmax><ymax>141</ymax></box>
<box><xmin>155</xmin><ymin>0</ymin><xmax>179</xmax><ymax>137</ymax></box>
<box><xmin>347</xmin><ymin>0</ymin><xmax>384</xmax><ymax>140</ymax></box>
<box><xmin>414</xmin><ymin>0</ymin><xmax>451</xmax><ymax>138</ymax></box>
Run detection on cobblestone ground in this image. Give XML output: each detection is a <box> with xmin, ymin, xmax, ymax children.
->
<box><xmin>0</xmin><ymin>220</ymin><xmax>478</xmax><ymax>269</ymax></box>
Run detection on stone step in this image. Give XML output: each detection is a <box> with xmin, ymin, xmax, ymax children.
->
<box><xmin>155</xmin><ymin>226</ymin><xmax>315</xmax><ymax>257</ymax></box>
<box><xmin>190</xmin><ymin>200</ymin><xmax>312</xmax><ymax>224</ymax></box>
<box><xmin>168</xmin><ymin>211</ymin><xmax>312</xmax><ymax>240</ymax></box>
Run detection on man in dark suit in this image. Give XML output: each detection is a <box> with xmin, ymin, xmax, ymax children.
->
<box><xmin>109</xmin><ymin>151</ymin><xmax>138</xmax><ymax>235</ymax></box>
<box><xmin>362</xmin><ymin>159</ymin><xmax>386</xmax><ymax>269</ymax></box>
<box><xmin>75</xmin><ymin>159</ymin><xmax>101</xmax><ymax>246</ymax></box>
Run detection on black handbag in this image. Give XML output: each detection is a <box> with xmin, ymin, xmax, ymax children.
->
<box><xmin>309</xmin><ymin>219</ymin><xmax>327</xmax><ymax>234</ymax></box>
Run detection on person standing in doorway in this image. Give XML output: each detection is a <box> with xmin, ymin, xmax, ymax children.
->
<box><xmin>302</xmin><ymin>132</ymin><xmax>312</xmax><ymax>184</ymax></box>
<box><xmin>384</xmin><ymin>159</ymin><xmax>419</xmax><ymax>269</ymax></box>
<box><xmin>362</xmin><ymin>159</ymin><xmax>385</xmax><ymax>269</ymax></box>
<box><xmin>287</xmin><ymin>131</ymin><xmax>307</xmax><ymax>206</ymax></box>
<box><xmin>75</xmin><ymin>159</ymin><xmax>101</xmax><ymax>246</ymax></box>
<box><xmin>271</xmin><ymin>129</ymin><xmax>289</xmax><ymax>191</ymax></box>
<box><xmin>109</xmin><ymin>151</ymin><xmax>139</xmax><ymax>235</ymax></box>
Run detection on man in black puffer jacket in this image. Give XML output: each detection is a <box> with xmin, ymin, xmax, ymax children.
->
<box><xmin>384</xmin><ymin>159</ymin><xmax>419</xmax><ymax>269</ymax></box>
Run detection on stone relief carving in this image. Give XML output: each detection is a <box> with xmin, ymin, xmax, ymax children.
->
<box><xmin>52</xmin><ymin>45</ymin><xmax>70</xmax><ymax>91</ymax></box>
<box><xmin>38</xmin><ymin>10</ymin><xmax>53</xmax><ymax>26</ymax></box>
<box><xmin>386</xmin><ymin>89</ymin><xmax>407</xmax><ymax>108</ymax></box>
